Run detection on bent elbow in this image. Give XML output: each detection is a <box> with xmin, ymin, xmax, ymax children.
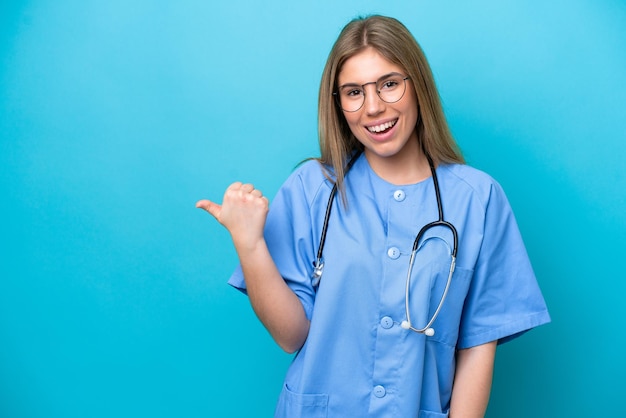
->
<box><xmin>275</xmin><ymin>322</ymin><xmax>309</xmax><ymax>354</ymax></box>
<box><xmin>280</xmin><ymin>342</ymin><xmax>302</xmax><ymax>354</ymax></box>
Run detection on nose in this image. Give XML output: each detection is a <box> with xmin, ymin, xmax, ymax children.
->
<box><xmin>363</xmin><ymin>84</ymin><xmax>384</xmax><ymax>115</ymax></box>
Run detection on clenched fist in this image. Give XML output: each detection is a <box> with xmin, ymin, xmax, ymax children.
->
<box><xmin>196</xmin><ymin>182</ymin><xmax>269</xmax><ymax>251</ymax></box>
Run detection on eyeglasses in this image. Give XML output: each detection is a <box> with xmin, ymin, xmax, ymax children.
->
<box><xmin>334</xmin><ymin>72</ymin><xmax>410</xmax><ymax>112</ymax></box>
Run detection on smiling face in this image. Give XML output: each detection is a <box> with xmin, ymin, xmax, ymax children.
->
<box><xmin>337</xmin><ymin>47</ymin><xmax>420</xmax><ymax>173</ymax></box>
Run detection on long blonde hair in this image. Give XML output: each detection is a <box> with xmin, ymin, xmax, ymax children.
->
<box><xmin>318</xmin><ymin>15</ymin><xmax>464</xmax><ymax>199</ymax></box>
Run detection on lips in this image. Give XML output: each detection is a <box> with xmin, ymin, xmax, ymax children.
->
<box><xmin>367</xmin><ymin>119</ymin><xmax>397</xmax><ymax>134</ymax></box>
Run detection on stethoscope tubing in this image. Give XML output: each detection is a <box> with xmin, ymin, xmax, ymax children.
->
<box><xmin>311</xmin><ymin>151</ymin><xmax>459</xmax><ymax>336</ymax></box>
<box><xmin>311</xmin><ymin>152</ymin><xmax>361</xmax><ymax>288</ymax></box>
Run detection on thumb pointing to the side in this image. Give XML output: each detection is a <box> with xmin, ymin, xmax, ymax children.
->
<box><xmin>196</xmin><ymin>199</ymin><xmax>222</xmax><ymax>221</ymax></box>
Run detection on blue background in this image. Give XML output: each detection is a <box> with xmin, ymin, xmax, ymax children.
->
<box><xmin>1</xmin><ymin>0</ymin><xmax>624</xmax><ymax>417</ymax></box>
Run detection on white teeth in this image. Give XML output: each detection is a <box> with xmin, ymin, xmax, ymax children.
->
<box><xmin>367</xmin><ymin>120</ymin><xmax>397</xmax><ymax>133</ymax></box>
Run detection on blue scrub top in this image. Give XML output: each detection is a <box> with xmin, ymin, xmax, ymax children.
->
<box><xmin>229</xmin><ymin>154</ymin><xmax>550</xmax><ymax>418</ymax></box>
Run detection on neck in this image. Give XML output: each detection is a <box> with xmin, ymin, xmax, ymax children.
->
<box><xmin>365</xmin><ymin>141</ymin><xmax>432</xmax><ymax>185</ymax></box>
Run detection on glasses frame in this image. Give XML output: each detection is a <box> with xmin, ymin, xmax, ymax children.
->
<box><xmin>333</xmin><ymin>73</ymin><xmax>411</xmax><ymax>113</ymax></box>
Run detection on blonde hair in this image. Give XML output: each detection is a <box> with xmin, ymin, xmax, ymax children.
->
<box><xmin>318</xmin><ymin>15</ymin><xmax>464</xmax><ymax>198</ymax></box>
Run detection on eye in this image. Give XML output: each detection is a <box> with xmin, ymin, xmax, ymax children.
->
<box><xmin>379</xmin><ymin>79</ymin><xmax>400</xmax><ymax>90</ymax></box>
<box><xmin>342</xmin><ymin>87</ymin><xmax>364</xmax><ymax>98</ymax></box>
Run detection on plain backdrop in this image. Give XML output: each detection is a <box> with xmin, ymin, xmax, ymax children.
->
<box><xmin>1</xmin><ymin>0</ymin><xmax>625</xmax><ymax>417</ymax></box>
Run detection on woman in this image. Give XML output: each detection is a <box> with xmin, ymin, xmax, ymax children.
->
<box><xmin>197</xmin><ymin>15</ymin><xmax>550</xmax><ymax>418</ymax></box>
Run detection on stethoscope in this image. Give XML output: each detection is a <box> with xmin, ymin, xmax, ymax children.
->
<box><xmin>311</xmin><ymin>151</ymin><xmax>458</xmax><ymax>337</ymax></box>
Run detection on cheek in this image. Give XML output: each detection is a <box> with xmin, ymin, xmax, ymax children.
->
<box><xmin>405</xmin><ymin>93</ymin><xmax>419</xmax><ymax>126</ymax></box>
<box><xmin>407</xmin><ymin>107</ymin><xmax>419</xmax><ymax>129</ymax></box>
<box><xmin>342</xmin><ymin>113</ymin><xmax>362</xmax><ymax>135</ymax></box>
<box><xmin>395</xmin><ymin>100</ymin><xmax>418</xmax><ymax>132</ymax></box>
<box><xmin>342</xmin><ymin>112</ymin><xmax>359</xmax><ymax>126</ymax></box>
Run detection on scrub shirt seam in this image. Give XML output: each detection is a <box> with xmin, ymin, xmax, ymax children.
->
<box><xmin>368</xmin><ymin>187</ymin><xmax>399</xmax><ymax>416</ymax></box>
<box><xmin>297</xmin><ymin>163</ymin><xmax>334</xmax><ymax>207</ymax></box>
<box><xmin>441</xmin><ymin>165</ymin><xmax>491</xmax><ymax>213</ymax></box>
<box><xmin>297</xmin><ymin>165</ymin><xmax>336</xmax><ymax>278</ymax></box>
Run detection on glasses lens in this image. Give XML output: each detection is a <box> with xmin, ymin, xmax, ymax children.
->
<box><xmin>336</xmin><ymin>74</ymin><xmax>408</xmax><ymax>112</ymax></box>
<box><xmin>337</xmin><ymin>86</ymin><xmax>365</xmax><ymax>112</ymax></box>
<box><xmin>377</xmin><ymin>75</ymin><xmax>407</xmax><ymax>104</ymax></box>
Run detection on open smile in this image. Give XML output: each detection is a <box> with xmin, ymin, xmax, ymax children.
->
<box><xmin>367</xmin><ymin>119</ymin><xmax>397</xmax><ymax>134</ymax></box>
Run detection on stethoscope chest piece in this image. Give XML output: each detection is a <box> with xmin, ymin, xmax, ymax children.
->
<box><xmin>311</xmin><ymin>259</ymin><xmax>324</xmax><ymax>288</ymax></box>
<box><xmin>401</xmin><ymin>320</ymin><xmax>435</xmax><ymax>336</ymax></box>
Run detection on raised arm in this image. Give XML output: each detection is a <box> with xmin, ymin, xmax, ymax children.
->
<box><xmin>197</xmin><ymin>182</ymin><xmax>310</xmax><ymax>353</ymax></box>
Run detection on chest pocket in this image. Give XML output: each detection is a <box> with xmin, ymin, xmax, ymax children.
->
<box><xmin>409</xmin><ymin>235</ymin><xmax>473</xmax><ymax>347</ymax></box>
<box><xmin>425</xmin><ymin>262</ymin><xmax>473</xmax><ymax>346</ymax></box>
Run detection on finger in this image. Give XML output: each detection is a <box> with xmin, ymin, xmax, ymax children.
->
<box><xmin>240</xmin><ymin>183</ymin><xmax>255</xmax><ymax>193</ymax></box>
<box><xmin>227</xmin><ymin>181</ymin><xmax>243</xmax><ymax>191</ymax></box>
<box><xmin>195</xmin><ymin>199</ymin><xmax>222</xmax><ymax>219</ymax></box>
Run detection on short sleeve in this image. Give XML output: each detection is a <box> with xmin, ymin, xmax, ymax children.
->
<box><xmin>457</xmin><ymin>181</ymin><xmax>550</xmax><ymax>348</ymax></box>
<box><xmin>227</xmin><ymin>165</ymin><xmax>323</xmax><ymax>320</ymax></box>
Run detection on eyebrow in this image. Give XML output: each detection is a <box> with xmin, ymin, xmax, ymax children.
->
<box><xmin>338</xmin><ymin>72</ymin><xmax>403</xmax><ymax>89</ymax></box>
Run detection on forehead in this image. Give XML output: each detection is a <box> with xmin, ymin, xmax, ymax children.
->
<box><xmin>338</xmin><ymin>47</ymin><xmax>405</xmax><ymax>85</ymax></box>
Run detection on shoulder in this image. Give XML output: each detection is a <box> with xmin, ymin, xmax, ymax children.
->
<box><xmin>440</xmin><ymin>163</ymin><xmax>499</xmax><ymax>191</ymax></box>
<box><xmin>439</xmin><ymin>163</ymin><xmax>508</xmax><ymax>209</ymax></box>
<box><xmin>291</xmin><ymin>159</ymin><xmax>330</xmax><ymax>183</ymax></box>
<box><xmin>274</xmin><ymin>159</ymin><xmax>333</xmax><ymax>206</ymax></box>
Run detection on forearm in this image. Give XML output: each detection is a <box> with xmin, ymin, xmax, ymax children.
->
<box><xmin>197</xmin><ymin>183</ymin><xmax>310</xmax><ymax>354</ymax></box>
<box><xmin>236</xmin><ymin>238</ymin><xmax>310</xmax><ymax>354</ymax></box>
<box><xmin>449</xmin><ymin>340</ymin><xmax>497</xmax><ymax>418</ymax></box>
